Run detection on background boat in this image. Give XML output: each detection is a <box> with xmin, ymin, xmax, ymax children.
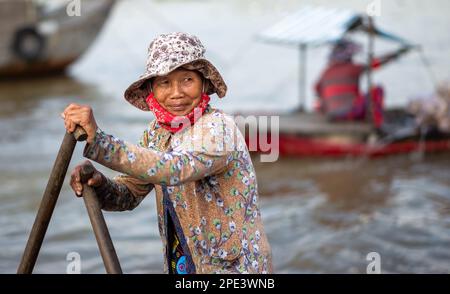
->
<box><xmin>236</xmin><ymin>109</ymin><xmax>450</xmax><ymax>157</ymax></box>
<box><xmin>0</xmin><ymin>0</ymin><xmax>116</xmax><ymax>78</ymax></box>
<box><xmin>236</xmin><ymin>6</ymin><xmax>450</xmax><ymax>158</ymax></box>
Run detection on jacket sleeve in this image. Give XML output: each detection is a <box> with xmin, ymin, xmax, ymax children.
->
<box><xmin>83</xmin><ymin>113</ymin><xmax>240</xmax><ymax>186</ymax></box>
<box><xmin>93</xmin><ymin>175</ymin><xmax>151</xmax><ymax>211</ymax></box>
<box><xmin>91</xmin><ymin>127</ymin><xmax>155</xmax><ymax>211</ymax></box>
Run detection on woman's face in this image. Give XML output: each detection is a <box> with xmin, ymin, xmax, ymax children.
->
<box><xmin>151</xmin><ymin>68</ymin><xmax>203</xmax><ymax>116</ymax></box>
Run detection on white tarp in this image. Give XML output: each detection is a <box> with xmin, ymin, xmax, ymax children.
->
<box><xmin>258</xmin><ymin>6</ymin><xmax>413</xmax><ymax>47</ymax></box>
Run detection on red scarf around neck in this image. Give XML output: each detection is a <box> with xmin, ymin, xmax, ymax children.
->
<box><xmin>146</xmin><ymin>92</ymin><xmax>211</xmax><ymax>133</ymax></box>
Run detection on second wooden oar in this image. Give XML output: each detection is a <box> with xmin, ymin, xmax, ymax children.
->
<box><xmin>79</xmin><ymin>164</ymin><xmax>122</xmax><ymax>274</ymax></box>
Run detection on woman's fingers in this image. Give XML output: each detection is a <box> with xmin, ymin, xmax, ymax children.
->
<box><xmin>61</xmin><ymin>103</ymin><xmax>79</xmax><ymax>121</ymax></box>
<box><xmin>63</xmin><ymin>112</ymin><xmax>85</xmax><ymax>134</ymax></box>
<box><xmin>63</xmin><ymin>103</ymin><xmax>81</xmax><ymax>114</ymax></box>
<box><xmin>70</xmin><ymin>166</ymin><xmax>83</xmax><ymax>197</ymax></box>
<box><xmin>68</xmin><ymin>118</ymin><xmax>76</xmax><ymax>133</ymax></box>
<box><xmin>70</xmin><ymin>162</ymin><xmax>101</xmax><ymax>197</ymax></box>
<box><xmin>61</xmin><ymin>104</ymin><xmax>98</xmax><ymax>143</ymax></box>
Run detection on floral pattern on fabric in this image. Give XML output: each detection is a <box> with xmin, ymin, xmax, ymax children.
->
<box><xmin>84</xmin><ymin>107</ymin><xmax>272</xmax><ymax>274</ymax></box>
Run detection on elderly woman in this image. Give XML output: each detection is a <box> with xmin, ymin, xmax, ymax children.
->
<box><xmin>61</xmin><ymin>32</ymin><xmax>272</xmax><ymax>274</ymax></box>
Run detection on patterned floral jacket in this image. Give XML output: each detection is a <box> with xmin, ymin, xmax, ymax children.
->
<box><xmin>83</xmin><ymin>106</ymin><xmax>273</xmax><ymax>274</ymax></box>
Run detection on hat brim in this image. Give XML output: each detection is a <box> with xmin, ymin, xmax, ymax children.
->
<box><xmin>124</xmin><ymin>58</ymin><xmax>227</xmax><ymax>111</ymax></box>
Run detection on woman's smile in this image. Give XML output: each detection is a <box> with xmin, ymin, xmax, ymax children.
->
<box><xmin>167</xmin><ymin>103</ymin><xmax>191</xmax><ymax>115</ymax></box>
<box><xmin>168</xmin><ymin>103</ymin><xmax>189</xmax><ymax>111</ymax></box>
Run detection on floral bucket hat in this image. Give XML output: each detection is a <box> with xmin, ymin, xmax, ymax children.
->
<box><xmin>124</xmin><ymin>32</ymin><xmax>227</xmax><ymax>111</ymax></box>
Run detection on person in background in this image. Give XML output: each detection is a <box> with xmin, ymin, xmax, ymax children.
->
<box><xmin>314</xmin><ymin>38</ymin><xmax>411</xmax><ymax>129</ymax></box>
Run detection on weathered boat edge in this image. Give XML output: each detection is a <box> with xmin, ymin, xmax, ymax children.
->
<box><xmin>0</xmin><ymin>0</ymin><xmax>116</xmax><ymax>79</ymax></box>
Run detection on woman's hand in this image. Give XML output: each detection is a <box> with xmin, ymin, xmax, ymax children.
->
<box><xmin>61</xmin><ymin>103</ymin><xmax>98</xmax><ymax>144</ymax></box>
<box><xmin>70</xmin><ymin>160</ymin><xmax>104</xmax><ymax>196</ymax></box>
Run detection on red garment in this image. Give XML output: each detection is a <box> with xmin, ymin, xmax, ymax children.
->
<box><xmin>145</xmin><ymin>92</ymin><xmax>211</xmax><ymax>133</ymax></box>
<box><xmin>319</xmin><ymin>86</ymin><xmax>384</xmax><ymax>128</ymax></box>
<box><xmin>315</xmin><ymin>60</ymin><xmax>384</xmax><ymax>126</ymax></box>
<box><xmin>345</xmin><ymin>87</ymin><xmax>384</xmax><ymax>127</ymax></box>
<box><xmin>315</xmin><ymin>62</ymin><xmax>364</xmax><ymax>106</ymax></box>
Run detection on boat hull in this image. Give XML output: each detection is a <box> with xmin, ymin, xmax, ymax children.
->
<box><xmin>255</xmin><ymin>134</ymin><xmax>450</xmax><ymax>157</ymax></box>
<box><xmin>0</xmin><ymin>0</ymin><xmax>115</xmax><ymax>78</ymax></box>
<box><xmin>236</xmin><ymin>110</ymin><xmax>450</xmax><ymax>158</ymax></box>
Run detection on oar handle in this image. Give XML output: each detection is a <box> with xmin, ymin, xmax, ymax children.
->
<box><xmin>73</xmin><ymin>126</ymin><xmax>88</xmax><ymax>142</ymax></box>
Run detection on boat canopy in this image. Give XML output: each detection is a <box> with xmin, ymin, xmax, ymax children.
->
<box><xmin>257</xmin><ymin>6</ymin><xmax>415</xmax><ymax>48</ymax></box>
<box><xmin>256</xmin><ymin>6</ymin><xmax>416</xmax><ymax>111</ymax></box>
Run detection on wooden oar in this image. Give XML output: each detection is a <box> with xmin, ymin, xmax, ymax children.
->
<box><xmin>17</xmin><ymin>126</ymin><xmax>122</xmax><ymax>274</ymax></box>
<box><xmin>79</xmin><ymin>164</ymin><xmax>122</xmax><ymax>274</ymax></box>
<box><xmin>17</xmin><ymin>127</ymin><xmax>87</xmax><ymax>274</ymax></box>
